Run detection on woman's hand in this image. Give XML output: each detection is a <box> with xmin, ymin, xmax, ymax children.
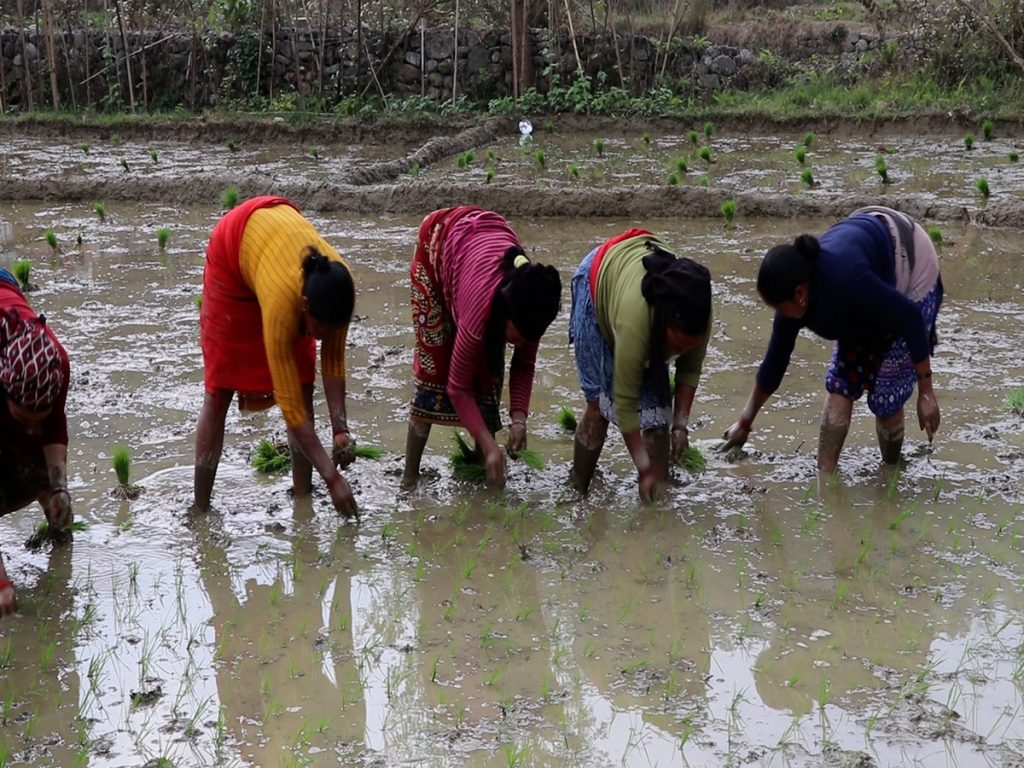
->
<box><xmin>45</xmin><ymin>488</ymin><xmax>73</xmax><ymax>531</ymax></box>
<box><xmin>506</xmin><ymin>421</ymin><xmax>527</xmax><ymax>457</ymax></box>
<box><xmin>720</xmin><ymin>419</ymin><xmax>752</xmax><ymax>451</ymax></box>
<box><xmin>327</xmin><ymin>472</ymin><xmax>358</xmax><ymax>519</ymax></box>
<box><xmin>638</xmin><ymin>466</ymin><xmax>661</xmax><ymax>503</ymax></box>
<box><xmin>331</xmin><ymin>430</ymin><xmax>356</xmax><ymax>469</ymax></box>
<box><xmin>670</xmin><ymin>424</ymin><xmax>690</xmax><ymax>463</ymax></box>
<box><xmin>484</xmin><ymin>443</ymin><xmax>506</xmax><ymax>489</ymax></box>
<box><xmin>916</xmin><ymin>391</ymin><xmax>940</xmax><ymax>442</ymax></box>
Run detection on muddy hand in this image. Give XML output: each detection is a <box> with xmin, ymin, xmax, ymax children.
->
<box><xmin>638</xmin><ymin>467</ymin><xmax>661</xmax><ymax>504</ymax></box>
<box><xmin>670</xmin><ymin>425</ymin><xmax>690</xmax><ymax>463</ymax></box>
<box><xmin>328</xmin><ymin>473</ymin><xmax>359</xmax><ymax>520</ymax></box>
<box><xmin>917</xmin><ymin>392</ymin><xmax>940</xmax><ymax>442</ymax></box>
<box><xmin>506</xmin><ymin>422</ymin><xmax>527</xmax><ymax>458</ymax></box>
<box><xmin>0</xmin><ymin>581</ymin><xmax>16</xmax><ymax>617</ymax></box>
<box><xmin>45</xmin><ymin>489</ymin><xmax>73</xmax><ymax>531</ymax></box>
<box><xmin>332</xmin><ymin>432</ymin><xmax>356</xmax><ymax>469</ymax></box>
<box><xmin>484</xmin><ymin>445</ymin><xmax>506</xmax><ymax>489</ymax></box>
<box><xmin>718</xmin><ymin>420</ymin><xmax>751</xmax><ymax>452</ymax></box>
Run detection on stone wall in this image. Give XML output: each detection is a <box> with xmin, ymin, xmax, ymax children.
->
<box><xmin>0</xmin><ymin>21</ymin><xmax>881</xmax><ymax>112</ymax></box>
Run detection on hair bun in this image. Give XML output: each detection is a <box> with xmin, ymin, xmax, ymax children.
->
<box><xmin>794</xmin><ymin>234</ymin><xmax>820</xmax><ymax>260</ymax></box>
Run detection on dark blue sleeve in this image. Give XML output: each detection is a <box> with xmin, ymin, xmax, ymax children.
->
<box><xmin>756</xmin><ymin>313</ymin><xmax>802</xmax><ymax>395</ymax></box>
<box><xmin>848</xmin><ymin>270</ymin><xmax>930</xmax><ymax>362</ymax></box>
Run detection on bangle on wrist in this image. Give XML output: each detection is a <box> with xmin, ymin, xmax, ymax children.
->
<box><xmin>671</xmin><ymin>423</ymin><xmax>688</xmax><ymax>433</ymax></box>
<box><xmin>510</xmin><ymin>419</ymin><xmax>526</xmax><ymax>427</ymax></box>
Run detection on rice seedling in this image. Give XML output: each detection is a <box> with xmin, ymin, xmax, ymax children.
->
<box><xmin>593</xmin><ymin>137</ymin><xmax>605</xmax><ymax>155</ymax></box>
<box><xmin>794</xmin><ymin>145</ymin><xmax>806</xmax><ymax>165</ymax></box>
<box><xmin>44</xmin><ymin>228</ymin><xmax>59</xmax><ymax>254</ymax></box>
<box><xmin>485</xmin><ymin>169</ymin><xmax>494</xmax><ymax>183</ymax></box>
<box><xmin>119</xmin><ymin>157</ymin><xmax>130</xmax><ymax>173</ymax></box>
<box><xmin>93</xmin><ymin>201</ymin><xmax>106</xmax><ymax>222</ymax></box>
<box><xmin>307</xmin><ymin>146</ymin><xmax>320</xmax><ymax>159</ymax></box>
<box><xmin>704</xmin><ymin>121</ymin><xmax>715</xmax><ymax>139</ymax></box>
<box><xmin>964</xmin><ymin>132</ymin><xmax>974</xmax><ymax>151</ymax></box>
<box><xmin>449</xmin><ymin>431</ymin><xmax>485</xmax><ymax>481</ymax></box>
<box><xmin>75</xmin><ymin>234</ymin><xmax>83</xmax><ymax>247</ymax></box>
<box><xmin>12</xmin><ymin>259</ymin><xmax>32</xmax><ymax>290</ymax></box>
<box><xmin>193</xmin><ymin>295</ymin><xmax>203</xmax><ymax>311</ymax></box>
<box><xmin>226</xmin><ymin>139</ymin><xmax>237</xmax><ymax>152</ymax></box>
<box><xmin>112</xmin><ymin>446</ymin><xmax>140</xmax><ymax>499</ymax></box>
<box><xmin>486</xmin><ymin>147</ymin><xmax>496</xmax><ymax>162</ymax></box>
<box><xmin>678</xmin><ymin>446</ymin><xmax>707</xmax><ymax>472</ymax></box>
<box><xmin>667</xmin><ymin>172</ymin><xmax>680</xmax><ymax>185</ymax></box>
<box><xmin>514</xmin><ymin>448</ymin><xmax>544</xmax><ymax>470</ymax></box>
<box><xmin>698</xmin><ymin>174</ymin><xmax>709</xmax><ymax>187</ymax></box>
<box><xmin>157</xmin><ymin>227</ymin><xmax>170</xmax><ymax>251</ymax></box>
<box><xmin>220</xmin><ymin>184</ymin><xmax>240</xmax><ymax>210</ymax></box>
<box><xmin>25</xmin><ymin>520</ymin><xmax>88</xmax><ymax>550</ymax></box>
<box><xmin>534</xmin><ymin>149</ymin><xmax>546</xmax><ymax>167</ymax></box>
<box><xmin>409</xmin><ymin>162</ymin><xmax>422</xmax><ymax>176</ymax></box>
<box><xmin>982</xmin><ymin>119</ymin><xmax>994</xmax><ymax>141</ymax></box>
<box><xmin>148</xmin><ymin>148</ymin><xmax>158</xmax><ymax>163</ymax></box>
<box><xmin>927</xmin><ymin>225</ymin><xmax>942</xmax><ymax>245</ymax></box>
<box><xmin>252</xmin><ymin>438</ymin><xmax>290</xmax><ymax>472</ymax></box>
<box><xmin>698</xmin><ymin>145</ymin><xmax>712</xmax><ymax>163</ymax></box>
<box><xmin>351</xmin><ymin>444</ymin><xmax>383</xmax><ymax>460</ymax></box>
<box><xmin>1010</xmin><ymin>150</ymin><xmax>1020</xmax><ymax>163</ymax></box>
<box><xmin>721</xmin><ymin>198</ymin><xmax>737</xmax><ymax>225</ymax></box>
<box><xmin>569</xmin><ymin>163</ymin><xmax>579</xmax><ymax>179</ymax></box>
<box><xmin>557</xmin><ymin>405</ymin><xmax>577</xmax><ymax>431</ymax></box>
<box><xmin>875</xmin><ymin>154</ymin><xmax>889</xmax><ymax>183</ymax></box>
<box><xmin>110</xmin><ymin>133</ymin><xmax>123</xmax><ymax>145</ymax></box>
<box><xmin>803</xmin><ymin>131</ymin><xmax>815</xmax><ymax>147</ymax></box>
<box><xmin>1003</xmin><ymin>386</ymin><xmax>1024</xmax><ymax>415</ymax></box>
<box><xmin>800</xmin><ymin>167</ymin><xmax>814</xmax><ymax>187</ymax></box>
<box><xmin>80</xmin><ymin>142</ymin><xmax>90</xmax><ymax>154</ymax></box>
<box><xmin>688</xmin><ymin>130</ymin><xmax>699</xmax><ymax>145</ymax></box>
<box><xmin>674</xmin><ymin>157</ymin><xmax>688</xmax><ymax>174</ymax></box>
<box><xmin>457</xmin><ymin>153</ymin><xmax>468</xmax><ymax>169</ymax></box>
<box><xmin>976</xmin><ymin>177</ymin><xmax>990</xmax><ymax>198</ymax></box>
<box><xmin>642</xmin><ymin>131</ymin><xmax>651</xmax><ymax>147</ymax></box>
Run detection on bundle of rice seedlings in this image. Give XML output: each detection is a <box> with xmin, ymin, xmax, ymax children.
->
<box><xmin>450</xmin><ymin>432</ymin><xmax>485</xmax><ymax>481</ymax></box>
<box><xmin>556</xmin><ymin>405</ymin><xmax>577</xmax><ymax>432</ymax></box>
<box><xmin>252</xmin><ymin>439</ymin><xmax>290</xmax><ymax>473</ymax></box>
<box><xmin>514</xmin><ymin>448</ymin><xmax>544</xmax><ymax>470</ymax></box>
<box><xmin>678</xmin><ymin>446</ymin><xmax>707</xmax><ymax>472</ymax></box>
<box><xmin>25</xmin><ymin>520</ymin><xmax>88</xmax><ymax>550</ymax></box>
<box><xmin>112</xmin><ymin>446</ymin><xmax>141</xmax><ymax>499</ymax></box>
<box><xmin>351</xmin><ymin>444</ymin><xmax>384</xmax><ymax>460</ymax></box>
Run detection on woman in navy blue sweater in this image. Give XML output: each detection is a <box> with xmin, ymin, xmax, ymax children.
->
<box><xmin>722</xmin><ymin>207</ymin><xmax>943</xmax><ymax>472</ymax></box>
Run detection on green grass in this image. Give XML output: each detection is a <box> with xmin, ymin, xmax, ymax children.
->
<box><xmin>794</xmin><ymin>145</ymin><xmax>806</xmax><ymax>165</ymax></box>
<box><xmin>667</xmin><ymin>172</ymin><xmax>680</xmax><ymax>185</ymax></box>
<box><xmin>25</xmin><ymin>520</ymin><xmax>88</xmax><ymax>550</ymax></box>
<box><xmin>976</xmin><ymin>177</ymin><xmax>990</xmax><ymax>198</ymax></box>
<box><xmin>157</xmin><ymin>228</ymin><xmax>170</xmax><ymax>250</ymax></box>
<box><xmin>252</xmin><ymin>439</ymin><xmax>290</xmax><ymax>473</ymax></box>
<box><xmin>112</xmin><ymin>446</ymin><xmax>131</xmax><ymax>486</ymax></box>
<box><xmin>982</xmin><ymin>119</ymin><xmax>994</xmax><ymax>141</ymax></box>
<box><xmin>450</xmin><ymin>432</ymin><xmax>485</xmax><ymax>482</ymax></box>
<box><xmin>593</xmin><ymin>138</ymin><xmax>605</xmax><ymax>155</ymax></box>
<box><xmin>698</xmin><ymin>145</ymin><xmax>712</xmax><ymax>163</ymax></box>
<box><xmin>220</xmin><ymin>185</ymin><xmax>240</xmax><ymax>210</ymax></box>
<box><xmin>351</xmin><ymin>444</ymin><xmax>384</xmax><ymax>460</ymax></box>
<box><xmin>149</xmin><ymin>148</ymin><xmax>158</xmax><ymax>163</ymax></box>
<box><xmin>1010</xmin><ymin>150</ymin><xmax>1020</xmax><ymax>163</ymax></box>
<box><xmin>802</xmin><ymin>131</ymin><xmax>815</xmax><ymax>147</ymax></box>
<box><xmin>12</xmin><ymin>258</ymin><xmax>31</xmax><ymax>288</ymax></box>
<box><xmin>678</xmin><ymin>446</ymin><xmax>707</xmax><ymax>472</ymax></box>
<box><xmin>557</xmin><ymin>405</ymin><xmax>577</xmax><ymax>432</ymax></box>
<box><xmin>674</xmin><ymin>156</ymin><xmax>688</xmax><ymax>174</ymax></box>
<box><xmin>800</xmin><ymin>167</ymin><xmax>814</xmax><ymax>187</ymax></box>
<box><xmin>927</xmin><ymin>225</ymin><xmax>943</xmax><ymax>245</ymax></box>
<box><xmin>44</xmin><ymin>228</ymin><xmax>58</xmax><ymax>253</ymax></box>
<box><xmin>93</xmin><ymin>201</ymin><xmax>106</xmax><ymax>222</ymax></box>
<box><xmin>721</xmin><ymin>198</ymin><xmax>736</xmax><ymax>224</ymax></box>
<box><xmin>964</xmin><ymin>132</ymin><xmax>974</xmax><ymax>151</ymax></box>
<box><xmin>875</xmin><ymin>154</ymin><xmax>889</xmax><ymax>184</ymax></box>
<box><xmin>1004</xmin><ymin>386</ymin><xmax>1024</xmax><ymax>416</ymax></box>
<box><xmin>514</xmin><ymin>449</ymin><xmax>544</xmax><ymax>470</ymax></box>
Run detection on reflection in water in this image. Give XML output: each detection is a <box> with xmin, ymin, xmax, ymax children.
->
<box><xmin>0</xmin><ymin>199</ymin><xmax>1022</xmax><ymax>767</ymax></box>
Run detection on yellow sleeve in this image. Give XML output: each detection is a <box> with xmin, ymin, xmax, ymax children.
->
<box><xmin>322</xmin><ymin>322</ymin><xmax>348</xmax><ymax>379</ymax></box>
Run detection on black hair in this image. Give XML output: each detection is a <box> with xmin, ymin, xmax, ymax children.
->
<box><xmin>301</xmin><ymin>246</ymin><xmax>355</xmax><ymax>327</ymax></box>
<box><xmin>483</xmin><ymin>246</ymin><xmax>562</xmax><ymax>378</ymax></box>
<box><xmin>757</xmin><ymin>234</ymin><xmax>820</xmax><ymax>306</ymax></box>
<box><xmin>640</xmin><ymin>242</ymin><xmax>712</xmax><ymax>400</ymax></box>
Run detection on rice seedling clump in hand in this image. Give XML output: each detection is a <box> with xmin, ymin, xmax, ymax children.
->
<box><xmin>112</xmin><ymin>446</ymin><xmax>141</xmax><ymax>499</ymax></box>
<box><xmin>557</xmin><ymin>405</ymin><xmax>577</xmax><ymax>432</ymax></box>
<box><xmin>678</xmin><ymin>446</ymin><xmax>707</xmax><ymax>472</ymax></box>
<box><xmin>252</xmin><ymin>439</ymin><xmax>291</xmax><ymax>473</ymax></box>
<box><xmin>450</xmin><ymin>431</ymin><xmax>486</xmax><ymax>482</ymax></box>
<box><xmin>25</xmin><ymin>520</ymin><xmax>88</xmax><ymax>551</ymax></box>
<box><xmin>514</xmin><ymin>449</ymin><xmax>544</xmax><ymax>470</ymax></box>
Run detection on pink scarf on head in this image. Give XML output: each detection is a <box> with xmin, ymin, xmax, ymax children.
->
<box><xmin>0</xmin><ymin>310</ymin><xmax>65</xmax><ymax>411</ymax></box>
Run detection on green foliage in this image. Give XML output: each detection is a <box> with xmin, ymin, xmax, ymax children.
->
<box><xmin>93</xmin><ymin>201</ymin><xmax>106</xmax><ymax>222</ymax></box>
<box><xmin>226</xmin><ymin>139</ymin><xmax>237</xmax><ymax>152</ymax></box>
<box><xmin>220</xmin><ymin>185</ymin><xmax>240</xmax><ymax>210</ymax></box>
<box><xmin>982</xmin><ymin>119</ymin><xmax>994</xmax><ymax>140</ymax></box>
<box><xmin>515</xmin><ymin>449</ymin><xmax>544</xmax><ymax>470</ymax></box>
<box><xmin>534</xmin><ymin>149</ymin><xmax>546</xmax><ymax>167</ymax></box>
<box><xmin>667</xmin><ymin>172</ymin><xmax>680</xmax><ymax>185</ymax></box>
<box><xmin>307</xmin><ymin>146</ymin><xmax>320</xmax><ymax>159</ymax></box>
<box><xmin>698</xmin><ymin>174</ymin><xmax>709</xmax><ymax>187</ymax></box>
<box><xmin>964</xmin><ymin>132</ymin><xmax>974</xmax><ymax>150</ymax></box>
<box><xmin>194</xmin><ymin>295</ymin><xmax>203</xmax><ymax>311</ymax></box>
<box><xmin>25</xmin><ymin>520</ymin><xmax>88</xmax><ymax>551</ymax></box>
<box><xmin>674</xmin><ymin>157</ymin><xmax>688</xmax><ymax>174</ymax></box>
<box><xmin>721</xmin><ymin>198</ymin><xmax>737</xmax><ymax>224</ymax></box>
<box><xmin>44</xmin><ymin>229</ymin><xmax>58</xmax><ymax>253</ymax></box>
<box><xmin>450</xmin><ymin>432</ymin><xmax>485</xmax><ymax>482</ymax></box>
<box><xmin>351</xmin><ymin>444</ymin><xmax>384</xmax><ymax>460</ymax></box>
<box><xmin>688</xmin><ymin>130</ymin><xmax>699</xmax><ymax>145</ymax></box>
<box><xmin>409</xmin><ymin>162</ymin><xmax>422</xmax><ymax>177</ymax></box>
<box><xmin>1010</xmin><ymin>150</ymin><xmax>1020</xmax><ymax>162</ymax></box>
<box><xmin>593</xmin><ymin>138</ymin><xmax>605</xmax><ymax>155</ymax></box>
<box><xmin>1004</xmin><ymin>386</ymin><xmax>1024</xmax><ymax>415</ymax></box>
<box><xmin>642</xmin><ymin>131</ymin><xmax>651</xmax><ymax>147</ymax></box>
<box><xmin>112</xmin><ymin>446</ymin><xmax>132</xmax><ymax>487</ymax></box>
<box><xmin>698</xmin><ymin>145</ymin><xmax>712</xmax><ymax>163</ymax></box>
<box><xmin>927</xmin><ymin>225</ymin><xmax>943</xmax><ymax>245</ymax></box>
<box><xmin>149</xmin><ymin>148</ymin><xmax>158</xmax><ymax>163</ymax></box>
<box><xmin>976</xmin><ymin>177</ymin><xmax>990</xmax><ymax>198</ymax></box>
<box><xmin>486</xmin><ymin>148</ymin><xmax>496</xmax><ymax>163</ymax></box>
<box><xmin>252</xmin><ymin>439</ymin><xmax>290</xmax><ymax>473</ymax></box>
<box><xmin>568</xmin><ymin>163</ymin><xmax>579</xmax><ymax>179</ymax></box>
<box><xmin>704</xmin><ymin>121</ymin><xmax>715</xmax><ymax>138</ymax></box>
<box><xmin>157</xmin><ymin>228</ymin><xmax>171</xmax><ymax>251</ymax></box>
<box><xmin>794</xmin><ymin>145</ymin><xmax>806</xmax><ymax>165</ymax></box>
<box><xmin>544</xmin><ymin>120</ymin><xmax>555</xmax><ymax>133</ymax></box>
<box><xmin>678</xmin><ymin>446</ymin><xmax>707</xmax><ymax>472</ymax></box>
<box><xmin>120</xmin><ymin>157</ymin><xmax>130</xmax><ymax>173</ymax></box>
<box><xmin>800</xmin><ymin>167</ymin><xmax>814</xmax><ymax>187</ymax></box>
<box><xmin>875</xmin><ymin>154</ymin><xmax>889</xmax><ymax>183</ymax></box>
<box><xmin>485</xmin><ymin>169</ymin><xmax>494</xmax><ymax>183</ymax></box>
<box><xmin>803</xmin><ymin>131</ymin><xmax>815</xmax><ymax>147</ymax></box>
<box><xmin>557</xmin><ymin>405</ymin><xmax>577</xmax><ymax>432</ymax></box>
<box><xmin>12</xmin><ymin>259</ymin><xmax>31</xmax><ymax>289</ymax></box>
<box><xmin>80</xmin><ymin>142</ymin><xmax>90</xmax><ymax>154</ymax></box>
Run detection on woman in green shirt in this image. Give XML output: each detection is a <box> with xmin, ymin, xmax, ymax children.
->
<box><xmin>568</xmin><ymin>229</ymin><xmax>712</xmax><ymax>502</ymax></box>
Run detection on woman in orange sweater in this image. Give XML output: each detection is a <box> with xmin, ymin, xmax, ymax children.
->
<box><xmin>193</xmin><ymin>196</ymin><xmax>357</xmax><ymax>518</ymax></box>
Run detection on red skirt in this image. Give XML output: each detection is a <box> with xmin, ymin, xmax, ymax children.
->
<box><xmin>200</xmin><ymin>196</ymin><xmax>316</xmax><ymax>403</ymax></box>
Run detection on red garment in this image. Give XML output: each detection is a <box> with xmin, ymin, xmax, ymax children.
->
<box><xmin>0</xmin><ymin>278</ymin><xmax>70</xmax><ymax>508</ymax></box>
<box><xmin>200</xmin><ymin>196</ymin><xmax>316</xmax><ymax>396</ymax></box>
<box><xmin>589</xmin><ymin>228</ymin><xmax>653</xmax><ymax>301</ymax></box>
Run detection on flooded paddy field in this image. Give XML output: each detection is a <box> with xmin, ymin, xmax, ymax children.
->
<box><xmin>1</xmin><ymin>122</ymin><xmax>1024</xmax><ymax>767</ymax></box>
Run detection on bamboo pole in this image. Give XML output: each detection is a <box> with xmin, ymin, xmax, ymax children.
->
<box><xmin>452</xmin><ymin>0</ymin><xmax>459</xmax><ymax>105</ymax></box>
<box><xmin>562</xmin><ymin>0</ymin><xmax>583</xmax><ymax>75</ymax></box>
<box><xmin>16</xmin><ymin>0</ymin><xmax>33</xmax><ymax>110</ymax></box>
<box><xmin>42</xmin><ymin>0</ymin><xmax>60</xmax><ymax>109</ymax></box>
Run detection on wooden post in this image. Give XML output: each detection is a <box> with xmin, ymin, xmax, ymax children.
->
<box><xmin>113</xmin><ymin>0</ymin><xmax>135</xmax><ymax>110</ymax></box>
<box><xmin>16</xmin><ymin>0</ymin><xmax>34</xmax><ymax>110</ymax></box>
<box><xmin>452</xmin><ymin>0</ymin><xmax>459</xmax><ymax>105</ymax></box>
<box><xmin>41</xmin><ymin>0</ymin><xmax>60</xmax><ymax>109</ymax></box>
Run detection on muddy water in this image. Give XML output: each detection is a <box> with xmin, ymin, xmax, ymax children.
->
<box><xmin>1</xmin><ymin>198</ymin><xmax>1023</xmax><ymax>768</ymax></box>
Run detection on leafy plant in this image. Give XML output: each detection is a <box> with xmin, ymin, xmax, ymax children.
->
<box><xmin>698</xmin><ymin>174</ymin><xmax>709</xmax><ymax>187</ymax></box>
<box><xmin>976</xmin><ymin>177</ymin><xmax>990</xmax><ymax>198</ymax></box>
<box><xmin>1004</xmin><ymin>386</ymin><xmax>1024</xmax><ymax>415</ymax></box>
<box><xmin>875</xmin><ymin>154</ymin><xmax>889</xmax><ymax>184</ymax></box>
<box><xmin>25</xmin><ymin>520</ymin><xmax>88</xmax><ymax>551</ymax></box>
<box><xmin>44</xmin><ymin>229</ymin><xmax>59</xmax><ymax>254</ymax></box>
<box><xmin>485</xmin><ymin>169</ymin><xmax>494</xmax><ymax>183</ymax></box>
<box><xmin>12</xmin><ymin>259</ymin><xmax>32</xmax><ymax>290</ymax></box>
<box><xmin>450</xmin><ymin>432</ymin><xmax>485</xmax><ymax>482</ymax></box>
<box><xmin>351</xmin><ymin>444</ymin><xmax>384</xmax><ymax>460</ymax></box>
<box><xmin>674</xmin><ymin>157</ymin><xmax>688</xmax><ymax>174</ymax></box>
<box><xmin>252</xmin><ymin>439</ymin><xmax>290</xmax><ymax>473</ymax></box>
<box><xmin>721</xmin><ymin>198</ymin><xmax>737</xmax><ymax>224</ymax></box>
<box><xmin>226</xmin><ymin>139</ymin><xmax>237</xmax><ymax>152</ymax></box>
<box><xmin>1010</xmin><ymin>150</ymin><xmax>1020</xmax><ymax>163</ymax></box>
<box><xmin>193</xmin><ymin>295</ymin><xmax>203</xmax><ymax>311</ymax></box>
<box><xmin>982</xmin><ymin>119</ymin><xmax>994</xmax><ymax>141</ymax></box>
<box><xmin>120</xmin><ymin>158</ymin><xmax>130</xmax><ymax>173</ymax></box>
<box><xmin>800</xmin><ymin>167</ymin><xmax>815</xmax><ymax>187</ymax></box>
<box><xmin>678</xmin><ymin>446</ymin><xmax>707</xmax><ymax>472</ymax></box>
<box><xmin>308</xmin><ymin>146</ymin><xmax>320</xmax><ymax>159</ymax></box>
<box><xmin>698</xmin><ymin>145</ymin><xmax>712</xmax><ymax>163</ymax></box>
<box><xmin>794</xmin><ymin>145</ymin><xmax>806</xmax><ymax>165</ymax></box>
<box><xmin>568</xmin><ymin>163</ymin><xmax>579</xmax><ymax>179</ymax></box>
<box><xmin>688</xmin><ymin>130</ymin><xmax>699</xmax><ymax>145</ymax></box>
<box><xmin>667</xmin><ymin>172</ymin><xmax>680</xmax><ymax>185</ymax></box>
<box><xmin>803</xmin><ymin>131</ymin><xmax>815</xmax><ymax>147</ymax></box>
<box><xmin>534</xmin><ymin>149</ymin><xmax>546</xmax><ymax>167</ymax></box>
<box><xmin>515</xmin><ymin>449</ymin><xmax>544</xmax><ymax>470</ymax></box>
<box><xmin>93</xmin><ymin>201</ymin><xmax>106</xmax><ymax>222</ymax></box>
<box><xmin>704</xmin><ymin>121</ymin><xmax>714</xmax><ymax>139</ymax></box>
<box><xmin>557</xmin><ymin>405</ymin><xmax>577</xmax><ymax>432</ymax></box>
<box><xmin>157</xmin><ymin>228</ymin><xmax>170</xmax><ymax>251</ymax></box>
<box><xmin>80</xmin><ymin>142</ymin><xmax>90</xmax><ymax>154</ymax></box>
<box><xmin>409</xmin><ymin>162</ymin><xmax>422</xmax><ymax>177</ymax></box>
<box><xmin>593</xmin><ymin>138</ymin><xmax>605</xmax><ymax>155</ymax></box>
<box><xmin>220</xmin><ymin>185</ymin><xmax>240</xmax><ymax>210</ymax></box>
<box><xmin>964</xmin><ymin>132</ymin><xmax>974</xmax><ymax>151</ymax></box>
<box><xmin>149</xmin><ymin>149</ymin><xmax>158</xmax><ymax>163</ymax></box>
<box><xmin>927</xmin><ymin>225</ymin><xmax>943</xmax><ymax>245</ymax></box>
<box><xmin>641</xmin><ymin>131</ymin><xmax>651</xmax><ymax>147</ymax></box>
<box><xmin>112</xmin><ymin>446</ymin><xmax>140</xmax><ymax>499</ymax></box>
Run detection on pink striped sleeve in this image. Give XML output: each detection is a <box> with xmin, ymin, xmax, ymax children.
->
<box><xmin>508</xmin><ymin>341</ymin><xmax>538</xmax><ymax>416</ymax></box>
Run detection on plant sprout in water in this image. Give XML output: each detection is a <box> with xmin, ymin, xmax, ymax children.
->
<box><xmin>120</xmin><ymin>158</ymin><xmax>130</xmax><ymax>173</ymax></box>
<box><xmin>568</xmin><ymin>163</ymin><xmax>579</xmax><ymax>179</ymax></box>
<box><xmin>485</xmin><ymin>169</ymin><xmax>494</xmax><ymax>183</ymax></box>
<box><xmin>982</xmin><ymin>119</ymin><xmax>994</xmax><ymax>141</ymax></box>
<box><xmin>226</xmin><ymin>139</ymin><xmax>237</xmax><ymax>152</ymax></box>
<box><xmin>44</xmin><ymin>229</ymin><xmax>58</xmax><ymax>254</ymax></box>
<box><xmin>1004</xmin><ymin>386</ymin><xmax>1024</xmax><ymax>415</ymax></box>
<box><xmin>721</xmin><ymin>198</ymin><xmax>737</xmax><ymax>225</ymax></box>
<box><xmin>667</xmin><ymin>172</ymin><xmax>680</xmax><ymax>185</ymax></box>
<box><xmin>80</xmin><ymin>142</ymin><xmax>90</xmax><ymax>154</ymax></box>
<box><xmin>674</xmin><ymin>157</ymin><xmax>688</xmax><ymax>174</ymax></box>
<box><xmin>593</xmin><ymin>138</ymin><xmax>605</xmax><ymax>156</ymax></box>
<box><xmin>12</xmin><ymin>259</ymin><xmax>32</xmax><ymax>290</ymax></box>
<box><xmin>803</xmin><ymin>131</ymin><xmax>815</xmax><ymax>147</ymax></box>
<box><xmin>688</xmin><ymin>130</ymin><xmax>699</xmax><ymax>145</ymax></box>
<box><xmin>221</xmin><ymin>185</ymin><xmax>240</xmax><ymax>210</ymax></box>
<box><xmin>698</xmin><ymin>146</ymin><xmax>712</xmax><ymax>163</ymax></box>
<box><xmin>704</xmin><ymin>121</ymin><xmax>714</xmax><ymax>139</ymax></box>
<box><xmin>964</xmin><ymin>132</ymin><xmax>974</xmax><ymax>151</ymax></box>
<box><xmin>1010</xmin><ymin>150</ymin><xmax>1020</xmax><ymax>163</ymax></box>
<box><xmin>534</xmin><ymin>149</ymin><xmax>546</xmax><ymax>167</ymax></box>
<box><xmin>800</xmin><ymin>167</ymin><xmax>814</xmax><ymax>187</ymax></box>
<box><xmin>642</xmin><ymin>132</ymin><xmax>651</xmax><ymax>147</ymax></box>
<box><xmin>794</xmin><ymin>145</ymin><xmax>806</xmax><ymax>165</ymax></box>
<box><xmin>976</xmin><ymin>177</ymin><xmax>990</xmax><ymax>198</ymax></box>
<box><xmin>149</xmin><ymin>149</ymin><xmax>158</xmax><ymax>163</ymax></box>
<box><xmin>698</xmin><ymin>174</ymin><xmax>709</xmax><ymax>187</ymax></box>
<box><xmin>112</xmin><ymin>446</ymin><xmax>140</xmax><ymax>499</ymax></box>
<box><xmin>556</xmin><ymin>405</ymin><xmax>577</xmax><ymax>432</ymax></box>
<box><xmin>307</xmin><ymin>147</ymin><xmax>320</xmax><ymax>159</ymax></box>
<box><xmin>93</xmin><ymin>201</ymin><xmax>106</xmax><ymax>222</ymax></box>
<box><xmin>927</xmin><ymin>225</ymin><xmax>942</xmax><ymax>245</ymax></box>
<box><xmin>157</xmin><ymin>228</ymin><xmax>171</xmax><ymax>251</ymax></box>
<box><xmin>409</xmin><ymin>162</ymin><xmax>422</xmax><ymax>177</ymax></box>
<box><xmin>875</xmin><ymin>154</ymin><xmax>889</xmax><ymax>184</ymax></box>
<box><xmin>253</xmin><ymin>439</ymin><xmax>290</xmax><ymax>473</ymax></box>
